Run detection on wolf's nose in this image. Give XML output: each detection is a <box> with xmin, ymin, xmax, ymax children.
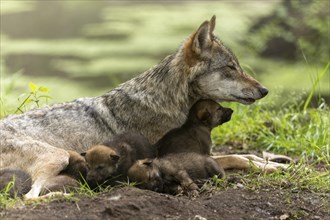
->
<box><xmin>259</xmin><ymin>87</ymin><xmax>269</xmax><ymax>97</ymax></box>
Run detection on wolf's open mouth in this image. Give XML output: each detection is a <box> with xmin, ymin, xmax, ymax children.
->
<box><xmin>233</xmin><ymin>96</ymin><xmax>256</xmax><ymax>104</ymax></box>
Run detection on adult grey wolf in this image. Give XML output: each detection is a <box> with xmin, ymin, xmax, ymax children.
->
<box><xmin>156</xmin><ymin>99</ymin><xmax>233</xmax><ymax>156</ymax></box>
<box><xmin>1</xmin><ymin>15</ymin><xmax>278</xmax><ymax>198</ymax></box>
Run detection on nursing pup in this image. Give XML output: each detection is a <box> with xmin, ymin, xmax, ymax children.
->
<box><xmin>82</xmin><ymin>132</ymin><xmax>156</xmax><ymax>188</ymax></box>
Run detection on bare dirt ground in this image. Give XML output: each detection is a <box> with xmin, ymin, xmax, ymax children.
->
<box><xmin>1</xmin><ymin>185</ymin><xmax>329</xmax><ymax>220</ymax></box>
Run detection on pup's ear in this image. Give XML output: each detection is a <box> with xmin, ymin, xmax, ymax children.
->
<box><xmin>197</xmin><ymin>109</ymin><xmax>211</xmax><ymax>123</ymax></box>
<box><xmin>118</xmin><ymin>142</ymin><xmax>132</xmax><ymax>156</ymax></box>
<box><xmin>110</xmin><ymin>154</ymin><xmax>120</xmax><ymax>162</ymax></box>
<box><xmin>80</xmin><ymin>152</ymin><xmax>86</xmax><ymax>157</ymax></box>
<box><xmin>191</xmin><ymin>15</ymin><xmax>216</xmax><ymax>56</ymax></box>
<box><xmin>142</xmin><ymin>159</ymin><xmax>154</xmax><ymax>166</ymax></box>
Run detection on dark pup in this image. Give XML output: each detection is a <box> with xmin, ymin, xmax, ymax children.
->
<box><xmin>82</xmin><ymin>132</ymin><xmax>156</xmax><ymax>187</ymax></box>
<box><xmin>60</xmin><ymin>150</ymin><xmax>88</xmax><ymax>181</ymax></box>
<box><xmin>41</xmin><ymin>175</ymin><xmax>80</xmax><ymax>195</ymax></box>
<box><xmin>128</xmin><ymin>152</ymin><xmax>225</xmax><ymax>195</ymax></box>
<box><xmin>157</xmin><ymin>99</ymin><xmax>233</xmax><ymax>156</ymax></box>
<box><xmin>0</xmin><ymin>168</ymin><xmax>32</xmax><ymax>198</ymax></box>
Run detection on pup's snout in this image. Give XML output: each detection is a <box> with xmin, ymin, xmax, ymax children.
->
<box><xmin>221</xmin><ymin>108</ymin><xmax>233</xmax><ymax>124</ymax></box>
<box><xmin>259</xmin><ymin>87</ymin><xmax>269</xmax><ymax>98</ymax></box>
<box><xmin>224</xmin><ymin>108</ymin><xmax>233</xmax><ymax>116</ymax></box>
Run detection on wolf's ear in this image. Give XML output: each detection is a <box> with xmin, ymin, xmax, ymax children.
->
<box><xmin>192</xmin><ymin>15</ymin><xmax>216</xmax><ymax>56</ymax></box>
<box><xmin>209</xmin><ymin>15</ymin><xmax>216</xmax><ymax>35</ymax></box>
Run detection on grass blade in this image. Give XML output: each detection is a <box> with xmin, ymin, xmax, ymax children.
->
<box><xmin>303</xmin><ymin>62</ymin><xmax>330</xmax><ymax>111</ymax></box>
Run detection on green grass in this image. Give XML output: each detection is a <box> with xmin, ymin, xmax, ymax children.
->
<box><xmin>209</xmin><ymin>64</ymin><xmax>330</xmax><ymax>194</ymax></box>
<box><xmin>0</xmin><ymin>178</ymin><xmax>23</xmax><ymax>209</ymax></box>
<box><xmin>0</xmin><ymin>176</ymin><xmax>135</xmax><ymax>208</ymax></box>
<box><xmin>205</xmin><ymin>162</ymin><xmax>330</xmax><ymax>194</ymax></box>
<box><xmin>212</xmin><ymin>92</ymin><xmax>329</xmax><ymax>164</ymax></box>
<box><xmin>238</xmin><ymin>162</ymin><xmax>329</xmax><ymax>193</ymax></box>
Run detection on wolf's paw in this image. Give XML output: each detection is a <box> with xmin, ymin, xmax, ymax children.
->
<box><xmin>212</xmin><ymin>154</ymin><xmax>292</xmax><ymax>173</ymax></box>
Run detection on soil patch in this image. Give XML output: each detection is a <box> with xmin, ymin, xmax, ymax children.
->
<box><xmin>1</xmin><ymin>186</ymin><xmax>329</xmax><ymax>220</ymax></box>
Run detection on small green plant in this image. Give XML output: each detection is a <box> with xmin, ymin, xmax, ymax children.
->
<box><xmin>0</xmin><ymin>177</ymin><xmax>22</xmax><ymax>208</ymax></box>
<box><xmin>200</xmin><ymin>175</ymin><xmax>226</xmax><ymax>193</ymax></box>
<box><xmin>15</xmin><ymin>82</ymin><xmax>52</xmax><ymax>114</ymax></box>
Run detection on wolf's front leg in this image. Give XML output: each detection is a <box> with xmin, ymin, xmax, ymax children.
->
<box><xmin>211</xmin><ymin>154</ymin><xmax>290</xmax><ymax>173</ymax></box>
<box><xmin>25</xmin><ymin>148</ymin><xmax>70</xmax><ymax>199</ymax></box>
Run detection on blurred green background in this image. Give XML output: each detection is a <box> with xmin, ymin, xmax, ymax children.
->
<box><xmin>1</xmin><ymin>0</ymin><xmax>329</xmax><ymax>111</ymax></box>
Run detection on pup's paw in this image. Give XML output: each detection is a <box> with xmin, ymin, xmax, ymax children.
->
<box><xmin>187</xmin><ymin>189</ymin><xmax>199</xmax><ymax>198</ymax></box>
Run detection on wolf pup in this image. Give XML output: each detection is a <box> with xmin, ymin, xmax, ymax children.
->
<box><xmin>0</xmin><ymin>168</ymin><xmax>32</xmax><ymax>198</ymax></box>
<box><xmin>40</xmin><ymin>150</ymin><xmax>88</xmax><ymax>194</ymax></box>
<box><xmin>157</xmin><ymin>99</ymin><xmax>233</xmax><ymax>157</ymax></box>
<box><xmin>82</xmin><ymin>132</ymin><xmax>155</xmax><ymax>188</ymax></box>
<box><xmin>128</xmin><ymin>152</ymin><xmax>225</xmax><ymax>196</ymax></box>
<box><xmin>0</xmin><ymin>16</ymin><xmax>271</xmax><ymax>198</ymax></box>
<box><xmin>81</xmin><ymin>145</ymin><xmax>120</xmax><ymax>188</ymax></box>
<box><xmin>41</xmin><ymin>175</ymin><xmax>80</xmax><ymax>195</ymax></box>
<box><xmin>59</xmin><ymin>150</ymin><xmax>88</xmax><ymax>182</ymax></box>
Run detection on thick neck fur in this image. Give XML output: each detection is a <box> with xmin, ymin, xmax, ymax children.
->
<box><xmin>120</xmin><ymin>53</ymin><xmax>191</xmax><ymax>114</ymax></box>
<box><xmin>99</xmin><ymin>43</ymin><xmax>203</xmax><ymax>143</ymax></box>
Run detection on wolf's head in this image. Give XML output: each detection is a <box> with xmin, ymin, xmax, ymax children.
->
<box><xmin>184</xmin><ymin>16</ymin><xmax>268</xmax><ymax>105</ymax></box>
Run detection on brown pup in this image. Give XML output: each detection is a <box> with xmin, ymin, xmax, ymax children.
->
<box><xmin>128</xmin><ymin>152</ymin><xmax>225</xmax><ymax>195</ymax></box>
<box><xmin>82</xmin><ymin>132</ymin><xmax>156</xmax><ymax>188</ymax></box>
<box><xmin>156</xmin><ymin>99</ymin><xmax>233</xmax><ymax>157</ymax></box>
<box><xmin>82</xmin><ymin>145</ymin><xmax>120</xmax><ymax>188</ymax></box>
<box><xmin>0</xmin><ymin>168</ymin><xmax>32</xmax><ymax>198</ymax></box>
